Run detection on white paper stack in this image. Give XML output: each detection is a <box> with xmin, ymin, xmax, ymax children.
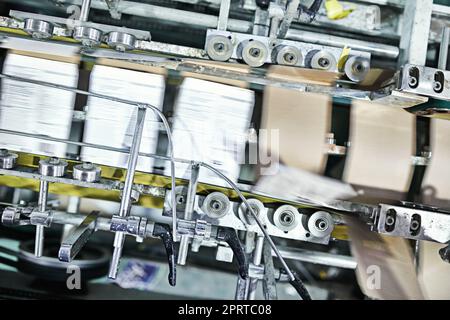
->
<box><xmin>165</xmin><ymin>78</ymin><xmax>254</xmax><ymax>186</ymax></box>
<box><xmin>81</xmin><ymin>65</ymin><xmax>165</xmax><ymax>172</ymax></box>
<box><xmin>0</xmin><ymin>54</ymin><xmax>78</xmax><ymax>157</ymax></box>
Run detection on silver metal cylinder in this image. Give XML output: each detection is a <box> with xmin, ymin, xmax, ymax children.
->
<box><xmin>237</xmin><ymin>39</ymin><xmax>268</xmax><ymax>67</ymax></box>
<box><xmin>286</xmin><ymin>29</ymin><xmax>399</xmax><ymax>59</ymax></box>
<box><xmin>73</xmin><ymin>162</ymin><xmax>101</xmax><ymax>182</ymax></box>
<box><xmin>344</xmin><ymin>56</ymin><xmax>370</xmax><ymax>82</ymax></box>
<box><xmin>177</xmin><ymin>164</ymin><xmax>200</xmax><ymax>265</ymax></box>
<box><xmin>238</xmin><ymin>199</ymin><xmax>265</xmax><ymax>225</ymax></box>
<box><xmin>38</xmin><ymin>180</ymin><xmax>48</xmax><ymax>213</ymax></box>
<box><xmin>303</xmin><ymin>211</ymin><xmax>334</xmax><ymax>238</ymax></box>
<box><xmin>23</xmin><ymin>18</ymin><xmax>54</xmax><ymax>39</ymax></box>
<box><xmin>272</xmin><ymin>45</ymin><xmax>302</xmax><ymax>66</ymax></box>
<box><xmin>109</xmin><ymin>244</ymin><xmax>123</xmax><ymax>279</ymax></box>
<box><xmin>0</xmin><ymin>149</ymin><xmax>18</xmax><ymax>169</ymax></box>
<box><xmin>273</xmin><ymin>205</ymin><xmax>301</xmax><ymax>232</ymax></box>
<box><xmin>275</xmin><ymin>246</ymin><xmax>357</xmax><ymax>269</ymax></box>
<box><xmin>107</xmin><ymin>32</ymin><xmax>137</xmax><ymax>51</ymax></box>
<box><xmin>205</xmin><ymin>35</ymin><xmax>234</xmax><ymax>62</ymax></box>
<box><xmin>73</xmin><ymin>26</ymin><xmax>102</xmax><ymax>47</ymax></box>
<box><xmin>109</xmin><ymin>107</ymin><xmax>146</xmax><ymax>279</ymax></box>
<box><xmin>80</xmin><ymin>0</ymin><xmax>92</xmax><ymax>22</ymax></box>
<box><xmin>439</xmin><ymin>26</ymin><xmax>450</xmax><ymax>70</ymax></box>
<box><xmin>35</xmin><ymin>180</ymin><xmax>49</xmax><ymax>258</ymax></box>
<box><xmin>217</xmin><ymin>0</ymin><xmax>231</xmax><ymax>31</ymax></box>
<box><xmin>34</xmin><ymin>225</ymin><xmax>45</xmax><ymax>257</ymax></box>
<box><xmin>39</xmin><ymin>157</ymin><xmax>67</xmax><ymax>177</ymax></box>
<box><xmin>306</xmin><ymin>50</ymin><xmax>337</xmax><ymax>71</ymax></box>
<box><xmin>252</xmin><ymin>8</ymin><xmax>270</xmax><ymax>37</ymax></box>
<box><xmin>248</xmin><ymin>235</ymin><xmax>264</xmax><ymax>300</ymax></box>
<box><xmin>202</xmin><ymin>192</ymin><xmax>231</xmax><ymax>219</ymax></box>
<box><xmin>118</xmin><ymin>109</ymin><xmax>146</xmax><ymax>217</ymax></box>
<box><xmin>177</xmin><ymin>236</ymin><xmax>190</xmax><ymax>265</ymax></box>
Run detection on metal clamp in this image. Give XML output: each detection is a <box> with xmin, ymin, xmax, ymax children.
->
<box><xmin>110</xmin><ymin>215</ymin><xmax>148</xmax><ymax>238</ymax></box>
<box><xmin>1</xmin><ymin>206</ymin><xmax>33</xmax><ymax>226</ymax></box>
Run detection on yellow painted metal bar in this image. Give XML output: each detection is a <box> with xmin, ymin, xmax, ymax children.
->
<box><xmin>0</xmin><ymin>151</ymin><xmax>349</xmax><ymax>239</ymax></box>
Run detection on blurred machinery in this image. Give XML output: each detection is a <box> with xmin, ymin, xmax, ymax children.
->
<box><xmin>0</xmin><ymin>0</ymin><xmax>449</xmax><ymax>300</ymax></box>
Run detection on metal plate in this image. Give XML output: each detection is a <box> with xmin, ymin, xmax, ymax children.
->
<box><xmin>205</xmin><ymin>29</ymin><xmax>371</xmax><ymax>70</ymax></box>
<box><xmin>399</xmin><ymin>64</ymin><xmax>450</xmax><ymax>101</ymax></box>
<box><xmin>376</xmin><ymin>204</ymin><xmax>450</xmax><ymax>243</ymax></box>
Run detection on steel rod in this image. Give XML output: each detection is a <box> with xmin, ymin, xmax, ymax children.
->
<box><xmin>439</xmin><ymin>26</ymin><xmax>450</xmax><ymax>70</ymax></box>
<box><xmin>217</xmin><ymin>0</ymin><xmax>231</xmax><ymax>31</ymax></box>
<box><xmin>80</xmin><ymin>0</ymin><xmax>92</xmax><ymax>22</ymax></box>
<box><xmin>35</xmin><ymin>180</ymin><xmax>48</xmax><ymax>257</ymax></box>
<box><xmin>248</xmin><ymin>235</ymin><xmax>264</xmax><ymax>300</ymax></box>
<box><xmin>274</xmin><ymin>247</ymin><xmax>357</xmax><ymax>269</ymax></box>
<box><xmin>109</xmin><ymin>107</ymin><xmax>146</xmax><ymax>279</ymax></box>
<box><xmin>178</xmin><ymin>163</ymin><xmax>200</xmax><ymax>265</ymax></box>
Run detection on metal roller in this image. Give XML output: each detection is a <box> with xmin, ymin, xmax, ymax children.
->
<box><xmin>238</xmin><ymin>198</ymin><xmax>265</xmax><ymax>225</ymax></box>
<box><xmin>205</xmin><ymin>35</ymin><xmax>234</xmax><ymax>62</ymax></box>
<box><xmin>0</xmin><ymin>149</ymin><xmax>18</xmax><ymax>169</ymax></box>
<box><xmin>237</xmin><ymin>39</ymin><xmax>268</xmax><ymax>67</ymax></box>
<box><xmin>306</xmin><ymin>50</ymin><xmax>337</xmax><ymax>71</ymax></box>
<box><xmin>23</xmin><ymin>19</ymin><xmax>54</xmax><ymax>39</ymax></box>
<box><xmin>273</xmin><ymin>205</ymin><xmax>301</xmax><ymax>232</ymax></box>
<box><xmin>201</xmin><ymin>192</ymin><xmax>231</xmax><ymax>219</ymax></box>
<box><xmin>344</xmin><ymin>56</ymin><xmax>370</xmax><ymax>82</ymax></box>
<box><xmin>73</xmin><ymin>26</ymin><xmax>103</xmax><ymax>47</ymax></box>
<box><xmin>38</xmin><ymin>157</ymin><xmax>67</xmax><ymax>177</ymax></box>
<box><xmin>302</xmin><ymin>211</ymin><xmax>334</xmax><ymax>238</ymax></box>
<box><xmin>166</xmin><ymin>186</ymin><xmax>188</xmax><ymax>212</ymax></box>
<box><xmin>106</xmin><ymin>32</ymin><xmax>137</xmax><ymax>51</ymax></box>
<box><xmin>271</xmin><ymin>45</ymin><xmax>302</xmax><ymax>66</ymax></box>
<box><xmin>73</xmin><ymin>162</ymin><xmax>102</xmax><ymax>183</ymax></box>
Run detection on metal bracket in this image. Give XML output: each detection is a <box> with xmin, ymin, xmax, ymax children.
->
<box><xmin>58</xmin><ymin>210</ymin><xmax>99</xmax><ymax>262</ymax></box>
<box><xmin>29</xmin><ymin>210</ymin><xmax>53</xmax><ymax>227</ymax></box>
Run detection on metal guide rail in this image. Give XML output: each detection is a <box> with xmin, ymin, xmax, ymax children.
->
<box><xmin>0</xmin><ymin>22</ymin><xmax>432</xmax><ymax>110</ymax></box>
<box><xmin>1</xmin><ymin>9</ymin><xmax>371</xmax><ymax>76</ymax></box>
<box><xmin>0</xmin><ymin>11</ymin><xmax>441</xmax><ymax>111</ymax></box>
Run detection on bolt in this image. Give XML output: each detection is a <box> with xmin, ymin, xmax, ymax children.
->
<box><xmin>353</xmin><ymin>62</ymin><xmax>364</xmax><ymax>73</ymax></box>
<box><xmin>283</xmin><ymin>52</ymin><xmax>295</xmax><ymax>63</ymax></box>
<box><xmin>280</xmin><ymin>211</ymin><xmax>294</xmax><ymax>226</ymax></box>
<box><xmin>249</xmin><ymin>47</ymin><xmax>261</xmax><ymax>58</ymax></box>
<box><xmin>82</xmin><ymin>162</ymin><xmax>94</xmax><ymax>170</ymax></box>
<box><xmin>315</xmin><ymin>219</ymin><xmax>328</xmax><ymax>231</ymax></box>
<box><xmin>411</xmin><ymin>220</ymin><xmax>420</xmax><ymax>231</ymax></box>
<box><xmin>214</xmin><ymin>42</ymin><xmax>225</xmax><ymax>52</ymax></box>
<box><xmin>48</xmin><ymin>157</ymin><xmax>60</xmax><ymax>165</ymax></box>
<box><xmin>408</xmin><ymin>76</ymin><xmax>418</xmax><ymax>88</ymax></box>
<box><xmin>211</xmin><ymin>200</ymin><xmax>221</xmax><ymax>210</ymax></box>
<box><xmin>433</xmin><ymin>81</ymin><xmax>442</xmax><ymax>92</ymax></box>
<box><xmin>386</xmin><ymin>216</ymin><xmax>395</xmax><ymax>226</ymax></box>
<box><xmin>318</xmin><ymin>57</ymin><xmax>330</xmax><ymax>68</ymax></box>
